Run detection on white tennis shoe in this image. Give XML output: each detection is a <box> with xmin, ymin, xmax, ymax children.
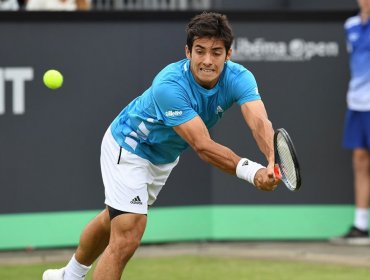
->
<box><xmin>42</xmin><ymin>267</ymin><xmax>65</xmax><ymax>280</ymax></box>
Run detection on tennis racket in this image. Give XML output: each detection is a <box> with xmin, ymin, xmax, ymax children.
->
<box><xmin>273</xmin><ymin>128</ymin><xmax>301</xmax><ymax>191</ymax></box>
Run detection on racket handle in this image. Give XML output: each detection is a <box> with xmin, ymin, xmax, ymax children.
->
<box><xmin>274</xmin><ymin>165</ymin><xmax>281</xmax><ymax>179</ymax></box>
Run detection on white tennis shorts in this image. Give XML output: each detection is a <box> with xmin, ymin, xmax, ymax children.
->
<box><xmin>101</xmin><ymin>127</ymin><xmax>179</xmax><ymax>214</ymax></box>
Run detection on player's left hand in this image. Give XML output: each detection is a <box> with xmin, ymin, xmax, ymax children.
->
<box><xmin>254</xmin><ymin>162</ymin><xmax>281</xmax><ymax>191</ymax></box>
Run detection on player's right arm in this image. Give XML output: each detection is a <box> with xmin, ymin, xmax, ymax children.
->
<box><xmin>173</xmin><ymin>116</ymin><xmax>278</xmax><ymax>191</ymax></box>
<box><xmin>174</xmin><ymin>115</ymin><xmax>241</xmax><ymax>175</ymax></box>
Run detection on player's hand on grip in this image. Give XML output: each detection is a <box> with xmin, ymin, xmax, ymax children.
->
<box><xmin>253</xmin><ymin>163</ymin><xmax>281</xmax><ymax>191</ymax></box>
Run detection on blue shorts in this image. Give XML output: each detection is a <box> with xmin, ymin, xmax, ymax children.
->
<box><xmin>343</xmin><ymin>109</ymin><xmax>370</xmax><ymax>149</ymax></box>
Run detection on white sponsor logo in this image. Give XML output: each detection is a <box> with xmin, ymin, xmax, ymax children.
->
<box><xmin>216</xmin><ymin>105</ymin><xmax>224</xmax><ymax>113</ymax></box>
<box><xmin>232</xmin><ymin>37</ymin><xmax>339</xmax><ymax>62</ymax></box>
<box><xmin>0</xmin><ymin>67</ymin><xmax>34</xmax><ymax>115</ymax></box>
<box><xmin>165</xmin><ymin>110</ymin><xmax>183</xmax><ymax>117</ymax></box>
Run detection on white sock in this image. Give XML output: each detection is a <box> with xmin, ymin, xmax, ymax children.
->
<box><xmin>64</xmin><ymin>254</ymin><xmax>92</xmax><ymax>280</ymax></box>
<box><xmin>354</xmin><ymin>208</ymin><xmax>368</xmax><ymax>231</ymax></box>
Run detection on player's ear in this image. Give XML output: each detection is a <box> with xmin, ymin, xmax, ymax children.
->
<box><xmin>226</xmin><ymin>48</ymin><xmax>232</xmax><ymax>61</ymax></box>
<box><xmin>185</xmin><ymin>45</ymin><xmax>191</xmax><ymax>59</ymax></box>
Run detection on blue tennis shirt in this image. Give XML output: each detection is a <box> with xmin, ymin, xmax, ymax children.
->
<box><xmin>344</xmin><ymin>15</ymin><xmax>370</xmax><ymax>111</ymax></box>
<box><xmin>110</xmin><ymin>59</ymin><xmax>261</xmax><ymax>164</ymax></box>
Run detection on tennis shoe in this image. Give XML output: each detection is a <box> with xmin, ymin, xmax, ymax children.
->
<box><xmin>42</xmin><ymin>267</ymin><xmax>65</xmax><ymax>280</ymax></box>
<box><xmin>330</xmin><ymin>226</ymin><xmax>370</xmax><ymax>245</ymax></box>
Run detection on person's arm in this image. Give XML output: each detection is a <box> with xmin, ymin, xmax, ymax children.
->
<box><xmin>173</xmin><ymin>115</ymin><xmax>278</xmax><ymax>191</ymax></box>
<box><xmin>240</xmin><ymin>100</ymin><xmax>275</xmax><ymax>178</ymax></box>
<box><xmin>174</xmin><ymin>115</ymin><xmax>240</xmax><ymax>174</ymax></box>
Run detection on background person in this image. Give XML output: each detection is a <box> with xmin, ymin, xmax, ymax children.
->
<box><xmin>332</xmin><ymin>0</ymin><xmax>370</xmax><ymax>245</ymax></box>
<box><xmin>43</xmin><ymin>12</ymin><xmax>280</xmax><ymax>280</ymax></box>
<box><xmin>26</xmin><ymin>0</ymin><xmax>90</xmax><ymax>11</ymax></box>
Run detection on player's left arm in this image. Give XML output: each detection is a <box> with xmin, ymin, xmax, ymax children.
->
<box><xmin>240</xmin><ymin>100</ymin><xmax>275</xmax><ymax>178</ymax></box>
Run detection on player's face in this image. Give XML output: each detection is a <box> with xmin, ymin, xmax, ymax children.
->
<box><xmin>186</xmin><ymin>37</ymin><xmax>232</xmax><ymax>89</ymax></box>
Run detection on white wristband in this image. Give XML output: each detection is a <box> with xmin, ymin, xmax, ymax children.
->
<box><xmin>236</xmin><ymin>158</ymin><xmax>265</xmax><ymax>186</ymax></box>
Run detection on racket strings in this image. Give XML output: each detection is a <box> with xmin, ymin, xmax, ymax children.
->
<box><xmin>276</xmin><ymin>134</ymin><xmax>297</xmax><ymax>188</ymax></box>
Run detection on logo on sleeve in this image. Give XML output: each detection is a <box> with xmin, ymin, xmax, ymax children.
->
<box><xmin>216</xmin><ymin>106</ymin><xmax>224</xmax><ymax>114</ymax></box>
<box><xmin>165</xmin><ymin>110</ymin><xmax>183</xmax><ymax>117</ymax></box>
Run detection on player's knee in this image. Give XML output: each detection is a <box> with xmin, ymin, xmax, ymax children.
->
<box><xmin>109</xmin><ymin>234</ymin><xmax>141</xmax><ymax>260</ymax></box>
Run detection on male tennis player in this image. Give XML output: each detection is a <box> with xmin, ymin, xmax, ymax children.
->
<box><xmin>43</xmin><ymin>12</ymin><xmax>280</xmax><ymax>280</ymax></box>
<box><xmin>331</xmin><ymin>0</ymin><xmax>370</xmax><ymax>245</ymax></box>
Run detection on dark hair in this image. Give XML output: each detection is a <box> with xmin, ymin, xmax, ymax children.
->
<box><xmin>186</xmin><ymin>12</ymin><xmax>234</xmax><ymax>53</ymax></box>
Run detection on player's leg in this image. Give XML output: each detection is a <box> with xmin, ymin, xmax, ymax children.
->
<box><xmin>91</xmin><ymin>151</ymin><xmax>178</xmax><ymax>279</ymax></box>
<box><xmin>91</xmin><ymin>128</ymin><xmax>154</xmax><ymax>279</ymax></box>
<box><xmin>91</xmin><ymin>145</ymin><xmax>179</xmax><ymax>279</ymax></box>
<box><xmin>92</xmin><ymin>212</ymin><xmax>147</xmax><ymax>280</ymax></box>
<box><xmin>74</xmin><ymin>208</ymin><xmax>111</xmax><ymax>265</ymax></box>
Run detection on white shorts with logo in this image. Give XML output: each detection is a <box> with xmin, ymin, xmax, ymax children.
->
<box><xmin>101</xmin><ymin>127</ymin><xmax>179</xmax><ymax>214</ymax></box>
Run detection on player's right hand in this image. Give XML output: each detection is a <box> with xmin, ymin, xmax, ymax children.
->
<box><xmin>253</xmin><ymin>167</ymin><xmax>280</xmax><ymax>191</ymax></box>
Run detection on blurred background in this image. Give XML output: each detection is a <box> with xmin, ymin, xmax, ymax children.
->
<box><xmin>0</xmin><ymin>0</ymin><xmax>360</xmax><ymax>250</ymax></box>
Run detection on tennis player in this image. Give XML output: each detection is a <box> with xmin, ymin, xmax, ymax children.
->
<box><xmin>43</xmin><ymin>12</ymin><xmax>281</xmax><ymax>280</ymax></box>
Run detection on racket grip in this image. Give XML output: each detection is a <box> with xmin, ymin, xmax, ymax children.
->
<box><xmin>274</xmin><ymin>165</ymin><xmax>281</xmax><ymax>178</ymax></box>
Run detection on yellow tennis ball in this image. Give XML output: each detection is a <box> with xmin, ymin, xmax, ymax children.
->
<box><xmin>43</xmin><ymin>69</ymin><xmax>63</xmax><ymax>90</ymax></box>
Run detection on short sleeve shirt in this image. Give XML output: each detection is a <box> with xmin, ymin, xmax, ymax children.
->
<box><xmin>111</xmin><ymin>59</ymin><xmax>261</xmax><ymax>164</ymax></box>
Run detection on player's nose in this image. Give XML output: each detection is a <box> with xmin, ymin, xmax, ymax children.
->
<box><xmin>203</xmin><ymin>53</ymin><xmax>212</xmax><ymax>65</ymax></box>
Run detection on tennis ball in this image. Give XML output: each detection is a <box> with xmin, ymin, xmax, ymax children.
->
<box><xmin>43</xmin><ymin>69</ymin><xmax>63</xmax><ymax>90</ymax></box>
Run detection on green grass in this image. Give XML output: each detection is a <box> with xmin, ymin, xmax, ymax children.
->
<box><xmin>1</xmin><ymin>256</ymin><xmax>370</xmax><ymax>280</ymax></box>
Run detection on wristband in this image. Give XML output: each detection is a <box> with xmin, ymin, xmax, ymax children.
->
<box><xmin>236</xmin><ymin>158</ymin><xmax>265</xmax><ymax>186</ymax></box>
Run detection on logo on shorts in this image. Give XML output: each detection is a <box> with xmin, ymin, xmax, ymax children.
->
<box><xmin>130</xmin><ymin>196</ymin><xmax>143</xmax><ymax>205</ymax></box>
